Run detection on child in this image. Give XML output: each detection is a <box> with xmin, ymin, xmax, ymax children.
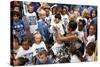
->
<box><xmin>44</xmin><ymin>5</ymin><xmax>52</xmax><ymax>27</ymax></box>
<box><xmin>75</xmin><ymin>19</ymin><xmax>86</xmax><ymax>49</ymax></box>
<box><xmin>69</xmin><ymin>46</ymin><xmax>86</xmax><ymax>63</ymax></box>
<box><xmin>86</xmin><ymin>24</ymin><xmax>96</xmax><ymax>45</ymax></box>
<box><xmin>62</xmin><ymin>6</ymin><xmax>69</xmax><ymax>28</ymax></box>
<box><xmin>81</xmin><ymin>8</ymin><xmax>89</xmax><ymax>39</ymax></box>
<box><xmin>35</xmin><ymin>50</ymin><xmax>52</xmax><ymax>64</ymax></box>
<box><xmin>50</xmin><ymin>14</ymin><xmax>65</xmax><ymax>41</ymax></box>
<box><xmin>85</xmin><ymin>42</ymin><xmax>97</xmax><ymax>62</ymax></box>
<box><xmin>23</xmin><ymin>2</ymin><xmax>38</xmax><ymax>34</ymax></box>
<box><xmin>13</xmin><ymin>57</ymin><xmax>29</xmax><ymax>66</ymax></box>
<box><xmin>83</xmin><ymin>24</ymin><xmax>96</xmax><ymax>58</ymax></box>
<box><xmin>37</xmin><ymin>9</ymin><xmax>50</xmax><ymax>44</ymax></box>
<box><xmin>31</xmin><ymin>33</ymin><xmax>48</xmax><ymax>56</ymax></box>
<box><xmin>51</xmin><ymin>37</ymin><xmax>65</xmax><ymax>56</ymax></box>
<box><xmin>15</xmin><ymin>38</ymin><xmax>33</xmax><ymax>65</ymax></box>
<box><xmin>56</xmin><ymin>21</ymin><xmax>79</xmax><ymax>49</ymax></box>
<box><xmin>12</xmin><ymin>11</ymin><xmax>25</xmax><ymax>44</ymax></box>
<box><xmin>91</xmin><ymin>9</ymin><xmax>97</xmax><ymax>25</ymax></box>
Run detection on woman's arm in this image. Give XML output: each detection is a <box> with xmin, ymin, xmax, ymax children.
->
<box><xmin>56</xmin><ymin>32</ymin><xmax>78</xmax><ymax>42</ymax></box>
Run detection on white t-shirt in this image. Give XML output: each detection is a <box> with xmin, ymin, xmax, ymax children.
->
<box><xmin>26</xmin><ymin>12</ymin><xmax>38</xmax><ymax>34</ymax></box>
<box><xmin>50</xmin><ymin>22</ymin><xmax>65</xmax><ymax>41</ymax></box>
<box><xmin>62</xmin><ymin>14</ymin><xmax>69</xmax><ymax>26</ymax></box>
<box><xmin>70</xmin><ymin>55</ymin><xmax>81</xmax><ymax>63</ymax></box>
<box><xmin>51</xmin><ymin>42</ymin><xmax>64</xmax><ymax>55</ymax></box>
<box><xmin>15</xmin><ymin>46</ymin><xmax>33</xmax><ymax>64</ymax></box>
<box><xmin>74</xmin><ymin>28</ymin><xmax>84</xmax><ymax>49</ymax></box>
<box><xmin>31</xmin><ymin>41</ymin><xmax>47</xmax><ymax>56</ymax></box>
<box><xmin>50</xmin><ymin>22</ymin><xmax>65</xmax><ymax>35</ymax></box>
<box><xmin>86</xmin><ymin>55</ymin><xmax>93</xmax><ymax>62</ymax></box>
<box><xmin>86</xmin><ymin>35</ymin><xmax>95</xmax><ymax>46</ymax></box>
<box><xmin>75</xmin><ymin>28</ymin><xmax>84</xmax><ymax>41</ymax></box>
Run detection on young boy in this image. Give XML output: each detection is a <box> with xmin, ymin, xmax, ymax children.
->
<box><xmin>35</xmin><ymin>50</ymin><xmax>52</xmax><ymax>64</ymax></box>
<box><xmin>15</xmin><ymin>38</ymin><xmax>33</xmax><ymax>65</ymax></box>
<box><xmin>51</xmin><ymin>37</ymin><xmax>65</xmax><ymax>55</ymax></box>
<box><xmin>37</xmin><ymin>9</ymin><xmax>50</xmax><ymax>44</ymax></box>
<box><xmin>12</xmin><ymin>11</ymin><xmax>25</xmax><ymax>44</ymax></box>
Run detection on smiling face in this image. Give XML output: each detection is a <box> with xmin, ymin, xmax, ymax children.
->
<box><xmin>22</xmin><ymin>41</ymin><xmax>30</xmax><ymax>50</ymax></box>
<box><xmin>62</xmin><ymin>8</ymin><xmax>67</xmax><ymax>15</ymax></box>
<box><xmin>78</xmin><ymin>21</ymin><xmax>84</xmax><ymax>31</ymax></box>
<box><xmin>89</xmin><ymin>25</ymin><xmax>96</xmax><ymax>35</ymax></box>
<box><xmin>28</xmin><ymin>5</ymin><xmax>34</xmax><ymax>13</ymax></box>
<box><xmin>39</xmin><ymin>10</ymin><xmax>46</xmax><ymax>20</ymax></box>
<box><xmin>34</xmin><ymin>33</ymin><xmax>42</xmax><ymax>44</ymax></box>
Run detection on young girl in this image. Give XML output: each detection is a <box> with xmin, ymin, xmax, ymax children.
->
<box><xmin>86</xmin><ymin>24</ymin><xmax>96</xmax><ymax>45</ymax></box>
<box><xmin>23</xmin><ymin>2</ymin><xmax>38</xmax><ymax>34</ymax></box>
<box><xmin>83</xmin><ymin>24</ymin><xmax>96</xmax><ymax>58</ymax></box>
<box><xmin>91</xmin><ymin>9</ymin><xmax>97</xmax><ymax>25</ymax></box>
<box><xmin>84</xmin><ymin>42</ymin><xmax>97</xmax><ymax>62</ymax></box>
<box><xmin>31</xmin><ymin>33</ymin><xmax>48</xmax><ymax>56</ymax></box>
<box><xmin>50</xmin><ymin>14</ymin><xmax>65</xmax><ymax>42</ymax></box>
<box><xmin>62</xmin><ymin>6</ymin><xmax>69</xmax><ymax>28</ymax></box>
<box><xmin>69</xmin><ymin>46</ymin><xmax>86</xmax><ymax>63</ymax></box>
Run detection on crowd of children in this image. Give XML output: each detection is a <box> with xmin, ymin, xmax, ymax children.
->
<box><xmin>11</xmin><ymin>1</ymin><xmax>97</xmax><ymax>66</ymax></box>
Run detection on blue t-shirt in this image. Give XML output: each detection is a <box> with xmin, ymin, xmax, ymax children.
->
<box><xmin>12</xmin><ymin>20</ymin><xmax>24</xmax><ymax>32</ymax></box>
<box><xmin>35</xmin><ymin>57</ymin><xmax>52</xmax><ymax>65</ymax></box>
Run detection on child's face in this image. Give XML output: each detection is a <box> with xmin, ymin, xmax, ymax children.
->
<box><xmin>78</xmin><ymin>22</ymin><xmax>84</xmax><ymax>31</ymax></box>
<box><xmin>22</xmin><ymin>41</ymin><xmax>30</xmax><ymax>50</ymax></box>
<box><xmin>28</xmin><ymin>6</ymin><xmax>33</xmax><ymax>13</ymax></box>
<box><xmin>13</xmin><ymin>6</ymin><xmax>20</xmax><ymax>12</ymax></box>
<box><xmin>34</xmin><ymin>34</ymin><xmax>42</xmax><ymax>44</ymax></box>
<box><xmin>13</xmin><ymin>15</ymin><xmax>19</xmax><ymax>21</ymax></box>
<box><xmin>38</xmin><ymin>54</ymin><xmax>47</xmax><ymax>63</ymax></box>
<box><xmin>56</xmin><ymin>8</ymin><xmax>62</xmax><ymax>14</ymax></box>
<box><xmin>54</xmin><ymin>18</ymin><xmax>60</xmax><ymax>23</ymax></box>
<box><xmin>89</xmin><ymin>25</ymin><xmax>96</xmax><ymax>35</ymax></box>
<box><xmin>62</xmin><ymin>8</ymin><xmax>67</xmax><ymax>15</ymax></box>
<box><xmin>40</xmin><ymin>12</ymin><xmax>46</xmax><ymax>20</ymax></box>
<box><xmin>92</xmin><ymin>10</ymin><xmax>96</xmax><ymax>17</ymax></box>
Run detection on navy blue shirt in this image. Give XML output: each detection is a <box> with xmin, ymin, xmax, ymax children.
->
<box><xmin>35</xmin><ymin>57</ymin><xmax>52</xmax><ymax>65</ymax></box>
<box><xmin>12</xmin><ymin>20</ymin><xmax>25</xmax><ymax>32</ymax></box>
